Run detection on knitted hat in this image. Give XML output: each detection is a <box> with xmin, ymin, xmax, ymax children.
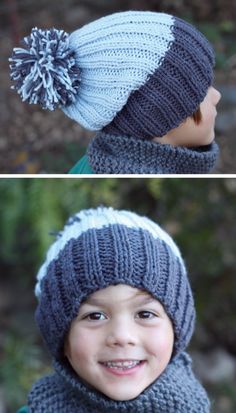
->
<box><xmin>35</xmin><ymin>206</ymin><xmax>195</xmax><ymax>360</ymax></box>
<box><xmin>10</xmin><ymin>11</ymin><xmax>214</xmax><ymax>140</ymax></box>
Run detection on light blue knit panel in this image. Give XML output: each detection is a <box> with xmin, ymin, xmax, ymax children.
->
<box><xmin>62</xmin><ymin>11</ymin><xmax>174</xmax><ymax>130</ymax></box>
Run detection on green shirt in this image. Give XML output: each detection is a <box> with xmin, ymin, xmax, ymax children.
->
<box><xmin>17</xmin><ymin>407</ymin><xmax>28</xmax><ymax>413</ymax></box>
<box><xmin>69</xmin><ymin>154</ymin><xmax>94</xmax><ymax>174</ymax></box>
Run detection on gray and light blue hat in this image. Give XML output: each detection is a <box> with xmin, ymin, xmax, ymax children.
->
<box><xmin>35</xmin><ymin>206</ymin><xmax>195</xmax><ymax>360</ymax></box>
<box><xmin>10</xmin><ymin>11</ymin><xmax>214</xmax><ymax>140</ymax></box>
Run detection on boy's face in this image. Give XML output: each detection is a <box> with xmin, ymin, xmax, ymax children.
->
<box><xmin>65</xmin><ymin>284</ymin><xmax>174</xmax><ymax>401</ymax></box>
<box><xmin>153</xmin><ymin>86</ymin><xmax>221</xmax><ymax>148</ymax></box>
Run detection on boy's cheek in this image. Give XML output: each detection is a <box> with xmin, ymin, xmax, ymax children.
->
<box><xmin>66</xmin><ymin>329</ymin><xmax>96</xmax><ymax>360</ymax></box>
<box><xmin>147</xmin><ymin>329</ymin><xmax>174</xmax><ymax>359</ymax></box>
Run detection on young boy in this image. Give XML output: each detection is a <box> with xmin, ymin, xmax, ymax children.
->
<box><xmin>18</xmin><ymin>207</ymin><xmax>210</xmax><ymax>412</ymax></box>
<box><xmin>10</xmin><ymin>11</ymin><xmax>221</xmax><ymax>174</ymax></box>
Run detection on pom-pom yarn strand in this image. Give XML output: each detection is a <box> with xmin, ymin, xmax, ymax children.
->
<box><xmin>9</xmin><ymin>27</ymin><xmax>80</xmax><ymax>110</ymax></box>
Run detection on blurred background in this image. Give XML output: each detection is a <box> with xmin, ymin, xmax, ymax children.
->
<box><xmin>0</xmin><ymin>177</ymin><xmax>236</xmax><ymax>412</ymax></box>
<box><xmin>0</xmin><ymin>0</ymin><xmax>236</xmax><ymax>173</ymax></box>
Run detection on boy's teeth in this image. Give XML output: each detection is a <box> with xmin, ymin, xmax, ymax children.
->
<box><xmin>103</xmin><ymin>360</ymin><xmax>141</xmax><ymax>369</ymax></box>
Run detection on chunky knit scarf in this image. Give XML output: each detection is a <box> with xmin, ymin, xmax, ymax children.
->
<box><xmin>87</xmin><ymin>131</ymin><xmax>219</xmax><ymax>174</ymax></box>
<box><xmin>28</xmin><ymin>353</ymin><xmax>210</xmax><ymax>412</ymax></box>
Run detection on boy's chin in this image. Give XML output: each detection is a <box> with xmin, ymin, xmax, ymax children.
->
<box><xmin>186</xmin><ymin>133</ymin><xmax>215</xmax><ymax>148</ymax></box>
<box><xmin>202</xmin><ymin>133</ymin><xmax>215</xmax><ymax>146</ymax></box>
<box><xmin>104</xmin><ymin>389</ymin><xmax>142</xmax><ymax>401</ymax></box>
<box><xmin>100</xmin><ymin>383</ymin><xmax>147</xmax><ymax>401</ymax></box>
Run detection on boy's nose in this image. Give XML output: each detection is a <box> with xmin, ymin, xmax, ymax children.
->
<box><xmin>212</xmin><ymin>87</ymin><xmax>221</xmax><ymax>105</ymax></box>
<box><xmin>106</xmin><ymin>322</ymin><xmax>137</xmax><ymax>347</ymax></box>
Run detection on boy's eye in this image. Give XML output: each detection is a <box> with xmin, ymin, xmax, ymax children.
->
<box><xmin>85</xmin><ymin>312</ymin><xmax>106</xmax><ymax>321</ymax></box>
<box><xmin>137</xmin><ymin>311</ymin><xmax>156</xmax><ymax>319</ymax></box>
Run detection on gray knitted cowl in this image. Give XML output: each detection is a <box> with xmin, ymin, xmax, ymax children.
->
<box><xmin>87</xmin><ymin>131</ymin><xmax>219</xmax><ymax>174</ymax></box>
<box><xmin>28</xmin><ymin>352</ymin><xmax>210</xmax><ymax>412</ymax></box>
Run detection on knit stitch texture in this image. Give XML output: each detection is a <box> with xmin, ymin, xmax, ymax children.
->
<box><xmin>35</xmin><ymin>207</ymin><xmax>195</xmax><ymax>359</ymax></box>
<box><xmin>87</xmin><ymin>131</ymin><xmax>219</xmax><ymax>174</ymax></box>
<box><xmin>28</xmin><ymin>352</ymin><xmax>210</xmax><ymax>412</ymax></box>
<box><xmin>30</xmin><ymin>207</ymin><xmax>210</xmax><ymax>412</ymax></box>
<box><xmin>63</xmin><ymin>11</ymin><xmax>214</xmax><ymax>136</ymax></box>
<box><xmin>10</xmin><ymin>11</ymin><xmax>215</xmax><ymax>140</ymax></box>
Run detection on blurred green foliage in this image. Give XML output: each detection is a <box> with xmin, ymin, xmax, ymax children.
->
<box><xmin>0</xmin><ymin>177</ymin><xmax>236</xmax><ymax>283</ymax></box>
<box><xmin>0</xmin><ymin>333</ymin><xmax>51</xmax><ymax>412</ymax></box>
<box><xmin>39</xmin><ymin>143</ymin><xmax>88</xmax><ymax>174</ymax></box>
<box><xmin>196</xmin><ymin>20</ymin><xmax>236</xmax><ymax>69</ymax></box>
<box><xmin>1</xmin><ymin>178</ymin><xmax>236</xmax><ymax>411</ymax></box>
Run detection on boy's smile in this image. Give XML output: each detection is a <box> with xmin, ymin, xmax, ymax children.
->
<box><xmin>64</xmin><ymin>284</ymin><xmax>174</xmax><ymax>401</ymax></box>
<box><xmin>99</xmin><ymin>359</ymin><xmax>146</xmax><ymax>375</ymax></box>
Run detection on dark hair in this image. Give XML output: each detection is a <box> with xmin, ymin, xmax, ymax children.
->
<box><xmin>191</xmin><ymin>107</ymin><xmax>202</xmax><ymax>124</ymax></box>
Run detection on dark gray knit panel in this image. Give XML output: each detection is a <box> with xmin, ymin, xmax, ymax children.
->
<box><xmin>36</xmin><ymin>225</ymin><xmax>195</xmax><ymax>360</ymax></box>
<box><xmin>28</xmin><ymin>352</ymin><xmax>210</xmax><ymax>413</ymax></box>
<box><xmin>87</xmin><ymin>132</ymin><xmax>219</xmax><ymax>174</ymax></box>
<box><xmin>103</xmin><ymin>17</ymin><xmax>214</xmax><ymax>140</ymax></box>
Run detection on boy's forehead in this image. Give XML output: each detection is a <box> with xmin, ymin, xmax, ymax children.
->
<box><xmin>82</xmin><ymin>284</ymin><xmax>160</xmax><ymax>306</ymax></box>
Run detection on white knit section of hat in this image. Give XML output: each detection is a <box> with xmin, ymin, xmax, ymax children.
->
<box><xmin>35</xmin><ymin>207</ymin><xmax>184</xmax><ymax>298</ymax></box>
<box><xmin>62</xmin><ymin>11</ymin><xmax>174</xmax><ymax>130</ymax></box>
